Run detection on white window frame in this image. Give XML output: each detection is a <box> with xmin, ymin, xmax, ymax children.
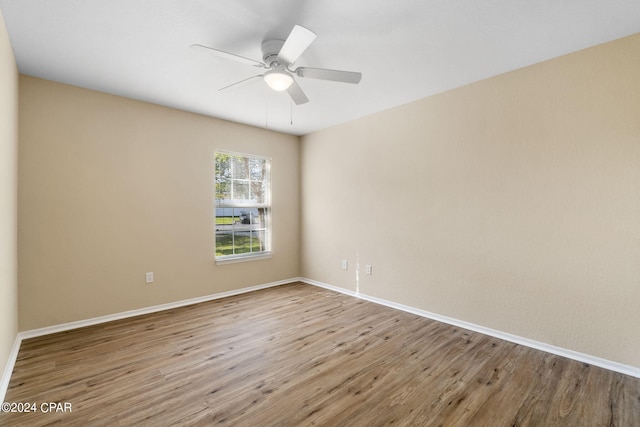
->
<box><xmin>214</xmin><ymin>151</ymin><xmax>271</xmax><ymax>264</ymax></box>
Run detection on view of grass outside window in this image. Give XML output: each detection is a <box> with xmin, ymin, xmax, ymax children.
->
<box><xmin>215</xmin><ymin>151</ymin><xmax>271</xmax><ymax>260</ymax></box>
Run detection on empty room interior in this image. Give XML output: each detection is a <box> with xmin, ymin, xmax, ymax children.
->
<box><xmin>1</xmin><ymin>1</ymin><xmax>640</xmax><ymax>426</ymax></box>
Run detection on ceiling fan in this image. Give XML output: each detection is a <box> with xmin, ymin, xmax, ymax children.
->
<box><xmin>191</xmin><ymin>25</ymin><xmax>362</xmax><ymax>105</ymax></box>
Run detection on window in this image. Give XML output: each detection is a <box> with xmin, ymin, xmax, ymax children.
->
<box><xmin>215</xmin><ymin>151</ymin><xmax>271</xmax><ymax>261</ymax></box>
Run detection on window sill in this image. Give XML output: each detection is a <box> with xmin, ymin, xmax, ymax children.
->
<box><xmin>215</xmin><ymin>252</ymin><xmax>272</xmax><ymax>265</ymax></box>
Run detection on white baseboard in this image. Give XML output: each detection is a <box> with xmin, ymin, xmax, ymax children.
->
<box><xmin>0</xmin><ymin>335</ymin><xmax>22</xmax><ymax>404</ymax></box>
<box><xmin>2</xmin><ymin>275</ymin><xmax>637</xmax><ymax>404</ymax></box>
<box><xmin>18</xmin><ymin>278</ymin><xmax>295</xmax><ymax>340</ymax></box>
<box><xmin>0</xmin><ymin>277</ymin><xmax>295</xmax><ymax>402</ymax></box>
<box><xmin>300</xmin><ymin>277</ymin><xmax>640</xmax><ymax>379</ymax></box>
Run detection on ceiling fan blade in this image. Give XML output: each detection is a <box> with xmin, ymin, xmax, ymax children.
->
<box><xmin>277</xmin><ymin>25</ymin><xmax>317</xmax><ymax>65</ymax></box>
<box><xmin>218</xmin><ymin>74</ymin><xmax>263</xmax><ymax>91</ymax></box>
<box><xmin>287</xmin><ymin>79</ymin><xmax>309</xmax><ymax>105</ymax></box>
<box><xmin>295</xmin><ymin>67</ymin><xmax>362</xmax><ymax>84</ymax></box>
<box><xmin>191</xmin><ymin>44</ymin><xmax>264</xmax><ymax>68</ymax></box>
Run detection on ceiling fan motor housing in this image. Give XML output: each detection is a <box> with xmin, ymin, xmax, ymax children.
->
<box><xmin>262</xmin><ymin>39</ymin><xmax>286</xmax><ymax>66</ymax></box>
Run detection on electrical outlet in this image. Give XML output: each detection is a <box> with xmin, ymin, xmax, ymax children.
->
<box><xmin>145</xmin><ymin>272</ymin><xmax>154</xmax><ymax>283</ymax></box>
<box><xmin>365</xmin><ymin>265</ymin><xmax>373</xmax><ymax>275</ymax></box>
<box><xmin>341</xmin><ymin>260</ymin><xmax>348</xmax><ymax>270</ymax></box>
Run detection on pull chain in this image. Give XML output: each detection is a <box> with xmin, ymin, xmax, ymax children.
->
<box><xmin>290</xmin><ymin>98</ymin><xmax>293</xmax><ymax>125</ymax></box>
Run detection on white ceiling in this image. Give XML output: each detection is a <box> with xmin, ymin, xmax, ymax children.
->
<box><xmin>1</xmin><ymin>1</ymin><xmax>639</xmax><ymax>136</ymax></box>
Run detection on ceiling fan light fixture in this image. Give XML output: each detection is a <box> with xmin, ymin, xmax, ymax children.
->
<box><xmin>264</xmin><ymin>70</ymin><xmax>293</xmax><ymax>91</ymax></box>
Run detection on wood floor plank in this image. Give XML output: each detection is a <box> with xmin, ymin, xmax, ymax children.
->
<box><xmin>1</xmin><ymin>282</ymin><xmax>638</xmax><ymax>426</ymax></box>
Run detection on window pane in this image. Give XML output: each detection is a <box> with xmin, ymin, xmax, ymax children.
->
<box><xmin>250</xmin><ymin>181</ymin><xmax>267</xmax><ymax>204</ymax></box>
<box><xmin>232</xmin><ymin>156</ymin><xmax>249</xmax><ymax>179</ymax></box>
<box><xmin>249</xmin><ymin>157</ymin><xmax>266</xmax><ymax>181</ymax></box>
<box><xmin>256</xmin><ymin>207</ymin><xmax>267</xmax><ymax>228</ymax></box>
<box><xmin>238</xmin><ymin>208</ymin><xmax>256</xmax><ymax>225</ymax></box>
<box><xmin>216</xmin><ymin>189</ymin><xmax>232</xmax><ymax>204</ymax></box>
<box><xmin>215</xmin><ymin>207</ymin><xmax>236</xmax><ymax>224</ymax></box>
<box><xmin>251</xmin><ymin>229</ymin><xmax>266</xmax><ymax>252</ymax></box>
<box><xmin>235</xmin><ymin>206</ymin><xmax>259</xmax><ymax>255</ymax></box>
<box><xmin>215</xmin><ymin>232</ymin><xmax>234</xmax><ymax>256</ymax></box>
<box><xmin>232</xmin><ymin>180</ymin><xmax>250</xmax><ymax>202</ymax></box>
<box><xmin>215</xmin><ymin>154</ymin><xmax>232</xmax><ymax>201</ymax></box>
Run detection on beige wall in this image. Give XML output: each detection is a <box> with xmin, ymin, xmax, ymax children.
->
<box><xmin>18</xmin><ymin>76</ymin><xmax>300</xmax><ymax>330</ymax></box>
<box><xmin>0</xmin><ymin>10</ymin><xmax>18</xmax><ymax>376</ymax></box>
<box><xmin>301</xmin><ymin>34</ymin><xmax>640</xmax><ymax>367</ymax></box>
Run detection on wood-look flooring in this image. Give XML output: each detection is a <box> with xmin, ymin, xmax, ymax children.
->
<box><xmin>1</xmin><ymin>282</ymin><xmax>639</xmax><ymax>426</ymax></box>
